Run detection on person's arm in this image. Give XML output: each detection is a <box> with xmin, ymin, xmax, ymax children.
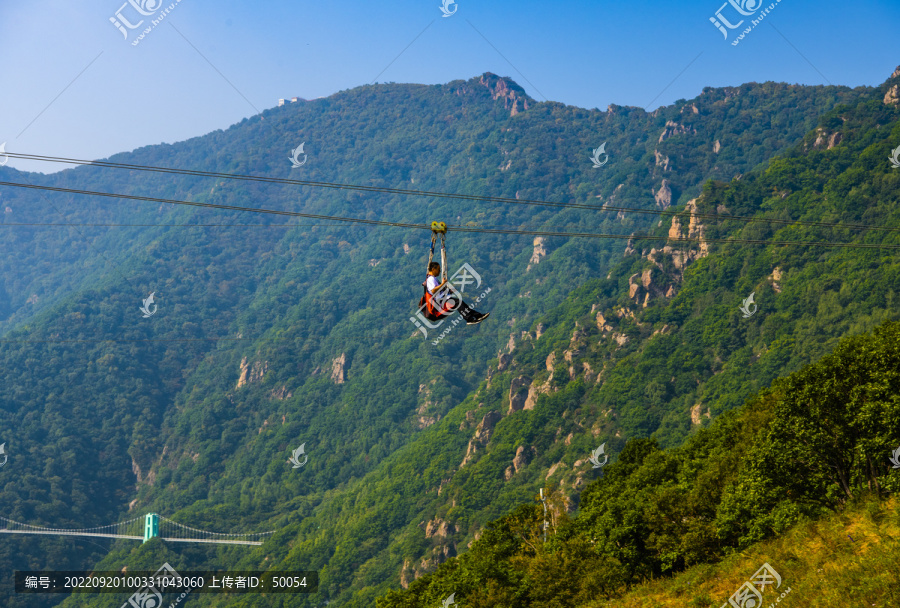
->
<box><xmin>429</xmin><ymin>278</ymin><xmax>448</xmax><ymax>294</ymax></box>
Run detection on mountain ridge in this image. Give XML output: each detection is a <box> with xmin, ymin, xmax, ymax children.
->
<box><xmin>0</xmin><ymin>70</ymin><xmax>891</xmax><ymax>608</ymax></box>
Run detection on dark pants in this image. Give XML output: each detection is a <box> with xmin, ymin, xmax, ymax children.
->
<box><xmin>454</xmin><ymin>300</ymin><xmax>483</xmax><ymax>323</ymax></box>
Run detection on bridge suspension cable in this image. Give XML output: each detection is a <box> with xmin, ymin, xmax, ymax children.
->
<box><xmin>0</xmin><ymin>514</ymin><xmax>144</xmax><ymax>540</ymax></box>
<box><xmin>156</xmin><ymin>515</ymin><xmax>275</xmax><ymax>546</ymax></box>
<box><xmin>0</xmin><ymin>513</ymin><xmax>274</xmax><ymax>546</ymax></box>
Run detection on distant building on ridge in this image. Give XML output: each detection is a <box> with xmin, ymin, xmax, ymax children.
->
<box><xmin>278</xmin><ymin>97</ymin><xmax>308</xmax><ymax>106</ymax></box>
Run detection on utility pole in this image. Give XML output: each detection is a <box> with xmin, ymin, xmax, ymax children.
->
<box><xmin>539</xmin><ymin>488</ymin><xmax>548</xmax><ymax>543</ymax></box>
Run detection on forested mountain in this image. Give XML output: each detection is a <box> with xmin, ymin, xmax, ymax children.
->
<box><xmin>377</xmin><ymin>66</ymin><xmax>900</xmax><ymax>606</ymax></box>
<box><xmin>0</xmin><ymin>67</ymin><xmax>895</xmax><ymax>608</ymax></box>
<box><xmin>379</xmin><ymin>321</ymin><xmax>900</xmax><ymax>607</ymax></box>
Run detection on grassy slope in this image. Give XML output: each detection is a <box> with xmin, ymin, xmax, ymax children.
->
<box><xmin>598</xmin><ymin>496</ymin><xmax>900</xmax><ymax>608</ymax></box>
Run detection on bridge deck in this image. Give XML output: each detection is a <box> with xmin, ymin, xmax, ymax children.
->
<box><xmin>162</xmin><ymin>537</ymin><xmax>263</xmax><ymax>546</ymax></box>
<box><xmin>0</xmin><ymin>530</ymin><xmax>142</xmax><ymax>540</ymax></box>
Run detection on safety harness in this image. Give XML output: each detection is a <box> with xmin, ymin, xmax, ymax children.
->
<box><xmin>419</xmin><ymin>222</ymin><xmax>454</xmax><ymax>321</ymax></box>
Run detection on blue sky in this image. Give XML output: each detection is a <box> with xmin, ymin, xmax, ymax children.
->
<box><xmin>1</xmin><ymin>0</ymin><xmax>898</xmax><ymax>174</ymax></box>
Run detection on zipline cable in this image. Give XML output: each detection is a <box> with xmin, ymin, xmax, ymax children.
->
<box><xmin>1</xmin><ymin>180</ymin><xmax>898</xmax><ymax>250</ymax></box>
<box><xmin>6</xmin><ymin>152</ymin><xmax>900</xmax><ymax>235</ymax></box>
<box><xmin>0</xmin><ymin>222</ymin><xmax>357</xmax><ymax>228</ymax></box>
<box><xmin>0</xmin><ymin>335</ymin><xmax>389</xmax><ymax>344</ymax></box>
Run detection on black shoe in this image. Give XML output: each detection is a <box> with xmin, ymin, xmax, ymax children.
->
<box><xmin>467</xmin><ymin>312</ymin><xmax>489</xmax><ymax>325</ymax></box>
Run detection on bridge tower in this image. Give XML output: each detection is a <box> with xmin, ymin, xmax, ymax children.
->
<box><xmin>143</xmin><ymin>513</ymin><xmax>159</xmax><ymax>543</ymax></box>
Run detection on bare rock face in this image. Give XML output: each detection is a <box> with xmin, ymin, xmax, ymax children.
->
<box><xmin>885</xmin><ymin>84</ymin><xmax>900</xmax><ymax>106</ymax></box>
<box><xmin>401</xmin><ymin>543</ymin><xmax>458</xmax><ymax>588</ymax></box>
<box><xmin>771</xmin><ymin>267</ymin><xmax>783</xmax><ymax>293</ymax></box>
<box><xmin>526</xmin><ymin>236</ymin><xmax>547</xmax><ymax>272</ymax></box>
<box><xmin>400</xmin><ymin>559</ymin><xmax>414</xmax><ymax>589</ymax></box>
<box><xmin>511</xmin><ymin>445</ymin><xmax>535</xmax><ymax>475</ymax></box>
<box><xmin>654</xmin><ymin>150</ymin><xmax>670</xmax><ymax>171</ymax></box>
<box><xmin>690</xmin><ymin>403</ymin><xmax>702</xmax><ymax>426</ymax></box>
<box><xmin>658</xmin><ymin>120</ymin><xmax>695</xmax><ymax>143</ymax></box>
<box><xmin>653</xmin><ymin>179</ymin><xmax>673</xmax><ymax>209</ymax></box>
<box><xmin>814</xmin><ymin>128</ymin><xmax>842</xmax><ymax>149</ymax></box>
<box><xmin>596</xmin><ymin>312</ymin><xmax>612</xmax><ymax>333</ymax></box>
<box><xmin>546</xmin><ymin>461</ymin><xmax>567</xmax><ymax>479</ymax></box>
<box><xmin>658</xmin><ymin>198</ymin><xmax>709</xmax><ymax>269</ymax></box>
<box><xmin>814</xmin><ymin>128</ymin><xmax>827</xmax><ymax>147</ymax></box>
<box><xmin>479</xmin><ymin>72</ymin><xmax>530</xmax><ymax>116</ymax></box>
<box><xmin>416</xmin><ymin>415</ymin><xmax>438</xmax><ymax>429</ymax></box>
<box><xmin>612</xmin><ymin>333</ymin><xmax>629</xmax><ymax>346</ymax></box>
<box><xmin>523</xmin><ymin>384</ymin><xmax>543</xmax><ymax>410</ymax></box>
<box><xmin>461</xmin><ymin>411</ymin><xmax>502</xmax><ymax>466</ymax></box>
<box><xmin>331</xmin><ymin>353</ymin><xmax>346</xmax><ymax>384</ymax></box>
<box><xmin>627</xmin><ymin>268</ymin><xmax>666</xmax><ymax>307</ymax></box>
<box><xmin>582</xmin><ymin>362</ymin><xmax>596</xmax><ymax>382</ymax></box>
<box><xmin>425</xmin><ymin>518</ymin><xmax>457</xmax><ymax>538</ymax></box>
<box><xmin>509</xmin><ymin>376</ymin><xmax>531</xmax><ymax>412</ymax></box>
<box><xmin>628</xmin><ymin>273</ymin><xmax>641</xmax><ymax>299</ymax></box>
<box><xmin>270</xmin><ymin>386</ymin><xmax>293</xmax><ymax>400</ymax></box>
<box><xmin>713</xmin><ymin>140</ymin><xmax>722</xmax><ymax>154</ymax></box>
<box><xmin>690</xmin><ymin>403</ymin><xmax>711</xmax><ymax>426</ymax></box>
<box><xmin>131</xmin><ymin>457</ymin><xmax>156</xmax><ymax>486</ymax></box>
<box><xmin>237</xmin><ymin>357</ymin><xmax>268</xmax><ymax>388</ymax></box>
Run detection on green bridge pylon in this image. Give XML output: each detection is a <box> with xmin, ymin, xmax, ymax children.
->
<box><xmin>143</xmin><ymin>513</ymin><xmax>159</xmax><ymax>543</ymax></box>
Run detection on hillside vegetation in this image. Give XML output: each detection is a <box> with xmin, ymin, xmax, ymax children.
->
<box><xmin>0</xmin><ymin>68</ymin><xmax>897</xmax><ymax>608</ymax></box>
<box><xmin>377</xmin><ymin>319</ymin><xmax>900</xmax><ymax>607</ymax></box>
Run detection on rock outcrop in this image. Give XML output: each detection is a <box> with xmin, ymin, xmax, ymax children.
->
<box><xmin>884</xmin><ymin>68</ymin><xmax>900</xmax><ymax>105</ymax></box>
<box><xmin>425</xmin><ymin>518</ymin><xmax>456</xmax><ymax>538</ymax></box>
<box><xmin>504</xmin><ymin>445</ymin><xmax>536</xmax><ymax>479</ymax></box>
<box><xmin>770</xmin><ymin>267</ymin><xmax>783</xmax><ymax>293</ymax></box>
<box><xmin>627</xmin><ymin>267</ymin><xmax>669</xmax><ymax>308</ymax></box>
<box><xmin>656</xmin><ymin>198</ymin><xmax>710</xmax><ymax>265</ymax></box>
<box><xmin>813</xmin><ymin>127</ymin><xmax>842</xmax><ymax>149</ymax></box>
<box><xmin>331</xmin><ymin>353</ymin><xmax>347</xmax><ymax>384</ymax></box>
<box><xmin>653</xmin><ymin>179</ymin><xmax>673</xmax><ymax>209</ymax></box>
<box><xmin>270</xmin><ymin>386</ymin><xmax>293</xmax><ymax>400</ymax></box>
<box><xmin>654</xmin><ymin>150</ymin><xmax>670</xmax><ymax>171</ymax></box>
<box><xmin>479</xmin><ymin>73</ymin><xmax>531</xmax><ymax>116</ymax></box>
<box><xmin>461</xmin><ymin>411</ymin><xmax>502</xmax><ymax>466</ymax></box>
<box><xmin>690</xmin><ymin>403</ymin><xmax>711</xmax><ymax>426</ymax></box>
<box><xmin>526</xmin><ymin>236</ymin><xmax>547</xmax><ymax>271</ymax></box>
<box><xmin>237</xmin><ymin>357</ymin><xmax>268</xmax><ymax>388</ymax></box>
<box><xmin>509</xmin><ymin>376</ymin><xmax>531</xmax><ymax>412</ymax></box>
<box><xmin>658</xmin><ymin>120</ymin><xmax>696</xmax><ymax>143</ymax></box>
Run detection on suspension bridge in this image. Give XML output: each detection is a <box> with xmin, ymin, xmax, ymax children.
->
<box><xmin>0</xmin><ymin>513</ymin><xmax>274</xmax><ymax>546</ymax></box>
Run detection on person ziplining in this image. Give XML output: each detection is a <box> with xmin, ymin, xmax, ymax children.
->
<box><xmin>418</xmin><ymin>222</ymin><xmax>489</xmax><ymax>325</ymax></box>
